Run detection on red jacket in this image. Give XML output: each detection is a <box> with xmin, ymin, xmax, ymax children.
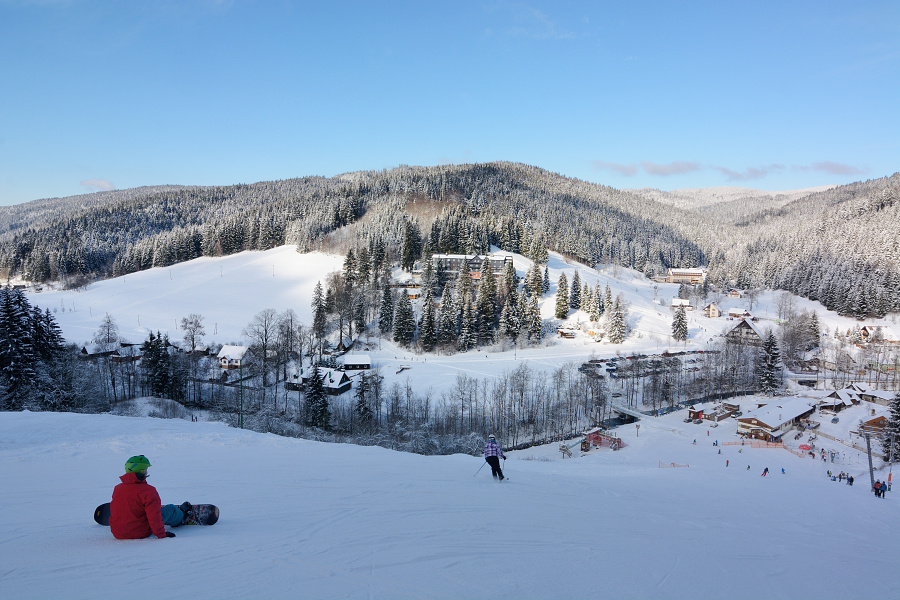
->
<box><xmin>109</xmin><ymin>473</ymin><xmax>167</xmax><ymax>539</ymax></box>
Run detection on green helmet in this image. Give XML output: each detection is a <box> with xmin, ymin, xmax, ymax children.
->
<box><xmin>125</xmin><ymin>455</ymin><xmax>151</xmax><ymax>474</ymax></box>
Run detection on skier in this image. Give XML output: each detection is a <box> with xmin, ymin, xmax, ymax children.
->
<box><xmin>762</xmin><ymin>467</ymin><xmax>768</xmax><ymax>476</ymax></box>
<box><xmin>781</xmin><ymin>468</ymin><xmax>785</xmax><ymax>474</ymax></box>
<box><xmin>483</xmin><ymin>434</ymin><xmax>506</xmax><ymax>481</ymax></box>
<box><xmin>109</xmin><ymin>455</ymin><xmax>190</xmax><ymax>540</ymax></box>
<box><xmin>726</xmin><ymin>459</ymin><xmax>729</xmax><ymax>467</ymax></box>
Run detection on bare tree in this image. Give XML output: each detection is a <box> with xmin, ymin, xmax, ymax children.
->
<box><xmin>180</xmin><ymin>313</ymin><xmax>206</xmax><ymax>406</ymax></box>
<box><xmin>92</xmin><ymin>313</ymin><xmax>119</xmax><ymax>404</ymax></box>
<box><xmin>243</xmin><ymin>309</ymin><xmax>278</xmax><ymax>408</ymax></box>
<box><xmin>180</xmin><ymin>313</ymin><xmax>206</xmax><ymax>353</ymax></box>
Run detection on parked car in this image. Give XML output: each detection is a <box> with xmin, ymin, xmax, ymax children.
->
<box><xmin>831</xmin><ymin>416</ymin><xmax>839</xmax><ymax>424</ymax></box>
<box><xmin>684</xmin><ymin>417</ymin><xmax>693</xmax><ymax>423</ymax></box>
<box><xmin>693</xmin><ymin>419</ymin><xmax>703</xmax><ymax>424</ymax></box>
<box><xmin>709</xmin><ymin>422</ymin><xmax>718</xmax><ymax>428</ymax></box>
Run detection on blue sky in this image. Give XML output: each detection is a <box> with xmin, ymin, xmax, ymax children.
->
<box><xmin>1</xmin><ymin>1</ymin><xmax>898</xmax><ymax>205</ymax></box>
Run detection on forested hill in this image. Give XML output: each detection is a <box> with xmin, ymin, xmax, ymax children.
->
<box><xmin>0</xmin><ymin>163</ymin><xmax>705</xmax><ymax>285</ymax></box>
<box><xmin>0</xmin><ymin>163</ymin><xmax>898</xmax><ymax>318</ymax></box>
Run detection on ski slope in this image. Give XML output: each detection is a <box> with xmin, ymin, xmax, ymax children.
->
<box><xmin>1</xmin><ymin>408</ymin><xmax>896</xmax><ymax>600</ymax></box>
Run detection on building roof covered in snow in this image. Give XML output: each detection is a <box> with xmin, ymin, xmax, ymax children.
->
<box><xmin>739</xmin><ymin>398</ymin><xmax>816</xmax><ymax>429</ymax></box>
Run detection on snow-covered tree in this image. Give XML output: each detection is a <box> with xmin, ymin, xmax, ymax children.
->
<box><xmin>882</xmin><ymin>391</ymin><xmax>900</xmax><ymax>462</ymax></box>
<box><xmin>757</xmin><ymin>331</ymin><xmax>782</xmax><ymax>395</ymax></box>
<box><xmin>555</xmin><ymin>273</ymin><xmax>569</xmax><ymax>319</ymax></box>
<box><xmin>378</xmin><ymin>283</ymin><xmax>394</xmax><ymax>334</ymax></box>
<box><xmin>527</xmin><ymin>295</ymin><xmax>543</xmax><ymax>342</ymax></box>
<box><xmin>419</xmin><ymin>288</ymin><xmax>437</xmax><ymax>352</ymax></box>
<box><xmin>606</xmin><ymin>297</ymin><xmax>626</xmax><ymax>344</ymax></box>
<box><xmin>392</xmin><ymin>293</ymin><xmax>415</xmax><ymax>347</ymax></box>
<box><xmin>672</xmin><ymin>306</ymin><xmax>688</xmax><ymax>342</ymax></box>
<box><xmin>304</xmin><ymin>367</ymin><xmax>330</xmax><ymax>429</ymax></box>
<box><xmin>570</xmin><ymin>270</ymin><xmax>581</xmax><ymax>309</ymax></box>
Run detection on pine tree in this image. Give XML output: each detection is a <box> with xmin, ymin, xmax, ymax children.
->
<box><xmin>498</xmin><ymin>299</ymin><xmax>518</xmax><ymax>341</ymax></box>
<box><xmin>392</xmin><ymin>293</ymin><xmax>415</xmax><ymax>347</ymax></box>
<box><xmin>419</xmin><ymin>288</ymin><xmax>437</xmax><ymax>352</ymax></box>
<box><xmin>437</xmin><ymin>283</ymin><xmax>457</xmax><ymax>348</ymax></box>
<box><xmin>555</xmin><ymin>273</ymin><xmax>569</xmax><ymax>319</ymax></box>
<box><xmin>527</xmin><ymin>295</ymin><xmax>543</xmax><ymax>342</ymax></box>
<box><xmin>882</xmin><ymin>391</ymin><xmax>900</xmax><ymax>461</ymax></box>
<box><xmin>312</xmin><ymin>282</ymin><xmax>327</xmax><ymax>342</ymax></box>
<box><xmin>400</xmin><ymin>220</ymin><xmax>422</xmax><ymax>271</ymax></box>
<box><xmin>542</xmin><ymin>266</ymin><xmax>550</xmax><ymax>294</ymax></box>
<box><xmin>672</xmin><ymin>305</ymin><xmax>688</xmax><ymax>342</ymax></box>
<box><xmin>606</xmin><ymin>297</ymin><xmax>626</xmax><ymax>344</ymax></box>
<box><xmin>0</xmin><ymin>288</ymin><xmax>37</xmax><ymax>409</ymax></box>
<box><xmin>570</xmin><ymin>270</ymin><xmax>581</xmax><ymax>309</ymax></box>
<box><xmin>379</xmin><ymin>283</ymin><xmax>394</xmax><ymax>334</ymax></box>
<box><xmin>588</xmin><ymin>287</ymin><xmax>601</xmax><ymax>322</ymax></box>
<box><xmin>457</xmin><ymin>299</ymin><xmax>476</xmax><ymax>351</ymax></box>
<box><xmin>501</xmin><ymin>260</ymin><xmax>519</xmax><ymax>301</ymax></box>
<box><xmin>476</xmin><ymin>257</ymin><xmax>497</xmax><ymax>345</ymax></box>
<box><xmin>757</xmin><ymin>331</ymin><xmax>782</xmax><ymax>395</ymax></box>
<box><xmin>809</xmin><ymin>312</ymin><xmax>820</xmax><ymax>343</ymax></box>
<box><xmin>354</xmin><ymin>371</ymin><xmax>373</xmax><ymax>426</ymax></box>
<box><xmin>304</xmin><ymin>366</ymin><xmax>331</xmax><ymax>429</ymax></box>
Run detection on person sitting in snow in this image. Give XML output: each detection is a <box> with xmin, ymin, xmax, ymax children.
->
<box><xmin>484</xmin><ymin>434</ymin><xmax>506</xmax><ymax>481</ymax></box>
<box><xmin>109</xmin><ymin>455</ymin><xmax>190</xmax><ymax>540</ymax></box>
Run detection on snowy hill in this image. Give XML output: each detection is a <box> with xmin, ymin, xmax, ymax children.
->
<box><xmin>626</xmin><ymin>185</ymin><xmax>837</xmax><ymax>210</ymax></box>
<box><xmin>2</xmin><ymin>408</ymin><xmax>896</xmax><ymax>600</ymax></box>
<box><xmin>26</xmin><ymin>244</ymin><xmax>896</xmax><ymax>397</ymax></box>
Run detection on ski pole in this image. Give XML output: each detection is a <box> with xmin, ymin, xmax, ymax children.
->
<box><xmin>474</xmin><ymin>460</ymin><xmax>487</xmax><ymax>477</ymax></box>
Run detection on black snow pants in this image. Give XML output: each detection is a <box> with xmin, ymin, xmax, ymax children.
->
<box><xmin>486</xmin><ymin>455</ymin><xmax>504</xmax><ymax>479</ymax></box>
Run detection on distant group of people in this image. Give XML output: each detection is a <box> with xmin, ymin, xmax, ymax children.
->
<box><xmin>874</xmin><ymin>480</ymin><xmax>888</xmax><ymax>498</ymax></box>
<box><xmin>828</xmin><ymin>470</ymin><xmax>855</xmax><ymax>486</ymax></box>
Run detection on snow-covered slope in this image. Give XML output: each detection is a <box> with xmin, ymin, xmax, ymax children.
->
<box><xmin>1</xmin><ymin>409</ymin><xmax>896</xmax><ymax>600</ymax></box>
<box><xmin>26</xmin><ymin>244</ymin><xmax>897</xmax><ymax>397</ymax></box>
<box><xmin>626</xmin><ymin>185</ymin><xmax>837</xmax><ymax>210</ymax></box>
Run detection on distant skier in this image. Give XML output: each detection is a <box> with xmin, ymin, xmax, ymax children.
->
<box><xmin>109</xmin><ymin>455</ymin><xmax>190</xmax><ymax>540</ymax></box>
<box><xmin>781</xmin><ymin>468</ymin><xmax>785</xmax><ymax>474</ymax></box>
<box><xmin>762</xmin><ymin>467</ymin><xmax>768</xmax><ymax>476</ymax></box>
<box><xmin>484</xmin><ymin>434</ymin><xmax>506</xmax><ymax>481</ymax></box>
<box><xmin>726</xmin><ymin>459</ymin><xmax>729</xmax><ymax>467</ymax></box>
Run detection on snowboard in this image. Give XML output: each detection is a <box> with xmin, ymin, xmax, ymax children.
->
<box><xmin>94</xmin><ymin>503</ymin><xmax>219</xmax><ymax>526</ymax></box>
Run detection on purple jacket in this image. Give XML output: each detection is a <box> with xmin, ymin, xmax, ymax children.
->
<box><xmin>484</xmin><ymin>439</ymin><xmax>505</xmax><ymax>459</ymax></box>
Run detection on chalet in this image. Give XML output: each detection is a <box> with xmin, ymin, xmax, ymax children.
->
<box><xmin>815</xmin><ymin>389</ymin><xmax>860</xmax><ymax>411</ymax></box>
<box><xmin>702</xmin><ymin>302</ymin><xmax>721</xmax><ymax>318</ymax></box>
<box><xmin>431</xmin><ymin>254</ymin><xmax>513</xmax><ymax>280</ymax></box>
<box><xmin>558</xmin><ymin>328</ymin><xmax>577</xmax><ymax>339</ymax></box>
<box><xmin>341</xmin><ymin>354</ymin><xmax>371</xmax><ymax>371</ymax></box>
<box><xmin>859</xmin><ymin>413</ymin><xmax>887</xmax><ymax>436</ymax></box>
<box><xmin>217</xmin><ymin>345</ymin><xmax>249</xmax><ymax>369</ymax></box>
<box><xmin>664</xmin><ymin>268</ymin><xmax>707</xmax><ymax>285</ymax></box>
<box><xmin>845</xmin><ymin>382</ymin><xmax>896</xmax><ymax>405</ymax></box>
<box><xmin>724</xmin><ymin>319</ymin><xmax>763</xmax><ymax>346</ymax></box>
<box><xmin>736</xmin><ymin>399</ymin><xmax>816</xmax><ymax>441</ymax></box>
<box><xmin>79</xmin><ymin>346</ymin><xmax>119</xmax><ymax>360</ymax></box>
<box><xmin>727</xmin><ymin>308</ymin><xmax>751</xmax><ymax>319</ymax></box>
<box><xmin>671</xmin><ymin>298</ymin><xmax>692</xmax><ymax>311</ymax></box>
<box><xmin>727</xmin><ymin>289</ymin><xmax>743</xmax><ymax>299</ymax></box>
<box><xmin>301</xmin><ymin>367</ymin><xmax>352</xmax><ymax>396</ymax></box>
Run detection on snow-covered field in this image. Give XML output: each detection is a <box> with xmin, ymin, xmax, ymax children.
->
<box><xmin>1</xmin><ymin>406</ymin><xmax>897</xmax><ymax>600</ymax></box>
<box><xmin>28</xmin><ymin>244</ymin><xmax>897</xmax><ymax>395</ymax></box>
<box><xmin>9</xmin><ymin>244</ymin><xmax>899</xmax><ymax>598</ymax></box>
